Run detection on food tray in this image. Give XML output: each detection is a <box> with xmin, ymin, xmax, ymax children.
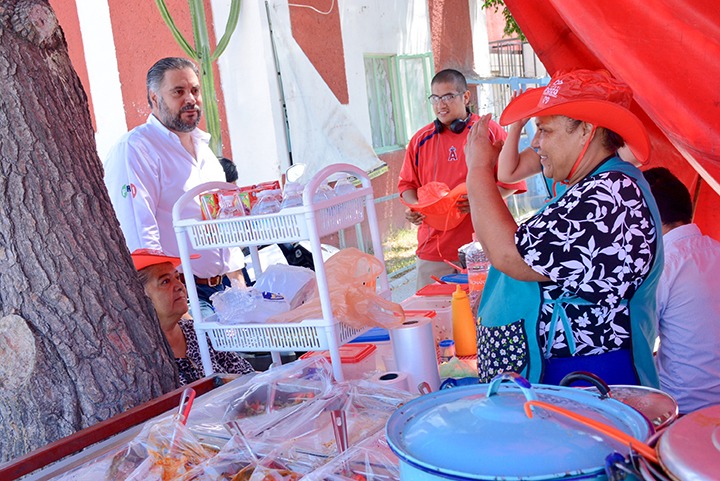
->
<box><xmin>174</xmin><ymin>193</ymin><xmax>366</xmax><ymax>250</ymax></box>
<box><xmin>198</xmin><ymin>315</ymin><xmax>369</xmax><ymax>352</ymax></box>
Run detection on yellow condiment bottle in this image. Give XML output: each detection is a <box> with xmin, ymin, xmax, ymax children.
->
<box><xmin>451</xmin><ymin>284</ymin><xmax>477</xmax><ymax>356</ymax></box>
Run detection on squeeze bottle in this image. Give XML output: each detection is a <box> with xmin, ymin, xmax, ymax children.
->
<box><xmin>451</xmin><ymin>284</ymin><xmax>477</xmax><ymax>356</ymax></box>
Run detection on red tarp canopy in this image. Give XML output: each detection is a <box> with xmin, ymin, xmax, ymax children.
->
<box><xmin>505</xmin><ymin>0</ymin><xmax>720</xmax><ymax>239</ymax></box>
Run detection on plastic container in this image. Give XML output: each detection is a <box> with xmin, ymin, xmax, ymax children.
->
<box><xmin>438</xmin><ymin>339</ymin><xmax>456</xmax><ymax>363</ymax></box>
<box><xmin>465</xmin><ymin>234</ymin><xmax>490</xmax><ymax>315</ymax></box>
<box><xmin>281</xmin><ymin>181</ymin><xmax>304</xmax><ymax>209</ymax></box>
<box><xmin>350</xmin><ymin>328</ymin><xmax>394</xmax><ymax>370</ymax></box>
<box><xmin>451</xmin><ymin>284</ymin><xmax>476</xmax><ymax>356</ymax></box>
<box><xmin>300</xmin><ymin>343</ymin><xmax>377</xmax><ymax>380</ymax></box>
<box><xmin>333</xmin><ymin>175</ymin><xmax>357</xmax><ymax>196</ymax></box>
<box><xmin>251</xmin><ymin>189</ymin><xmax>282</xmax><ymax>215</ymax></box>
<box><xmin>400</xmin><ymin>296</ymin><xmax>452</xmax><ymax>346</ymax></box>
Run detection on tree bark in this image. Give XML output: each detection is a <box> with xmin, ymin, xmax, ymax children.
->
<box><xmin>0</xmin><ymin>0</ymin><xmax>178</xmax><ymax>462</ymax></box>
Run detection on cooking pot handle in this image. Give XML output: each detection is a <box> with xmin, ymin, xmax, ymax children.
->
<box><xmin>558</xmin><ymin>371</ymin><xmax>611</xmax><ymax>399</ymax></box>
<box><xmin>486</xmin><ymin>372</ymin><xmax>537</xmax><ymax>403</ymax></box>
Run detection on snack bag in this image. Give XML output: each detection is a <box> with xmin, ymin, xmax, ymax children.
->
<box><xmin>200</xmin><ymin>192</ymin><xmax>220</xmax><ymax>220</ymax></box>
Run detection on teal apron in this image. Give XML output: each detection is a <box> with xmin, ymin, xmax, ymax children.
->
<box><xmin>476</xmin><ymin>156</ymin><xmax>663</xmax><ymax>387</ymax></box>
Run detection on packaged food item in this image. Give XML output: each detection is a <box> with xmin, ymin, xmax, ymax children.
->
<box><xmin>218</xmin><ymin>189</ymin><xmax>245</xmax><ymax>219</ymax></box>
<box><xmin>236</xmin><ymin>190</ymin><xmax>252</xmax><ymax>215</ymax></box>
<box><xmin>200</xmin><ymin>192</ymin><xmax>221</xmax><ymax>220</ymax></box>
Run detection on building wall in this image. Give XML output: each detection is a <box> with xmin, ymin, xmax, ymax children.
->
<box><xmin>49</xmin><ymin>0</ymin><xmax>490</xmax><ymax>237</ymax></box>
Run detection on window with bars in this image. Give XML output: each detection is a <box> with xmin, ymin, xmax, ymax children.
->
<box><xmin>364</xmin><ymin>53</ymin><xmax>434</xmax><ymax>152</ymax></box>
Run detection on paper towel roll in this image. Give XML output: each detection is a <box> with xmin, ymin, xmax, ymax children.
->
<box><xmin>390</xmin><ymin>318</ymin><xmax>441</xmax><ymax>393</ymax></box>
<box><xmin>369</xmin><ymin>371</ymin><xmax>409</xmax><ymax>391</ymax></box>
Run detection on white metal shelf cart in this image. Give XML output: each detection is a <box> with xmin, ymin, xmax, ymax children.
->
<box><xmin>172</xmin><ymin>163</ymin><xmax>389</xmax><ymax>381</ymax></box>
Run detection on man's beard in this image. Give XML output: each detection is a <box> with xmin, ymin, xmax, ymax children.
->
<box><xmin>158</xmin><ymin>97</ymin><xmax>202</xmax><ymax>133</ymax></box>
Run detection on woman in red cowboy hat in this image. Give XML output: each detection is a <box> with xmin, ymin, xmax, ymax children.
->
<box><xmin>465</xmin><ymin>69</ymin><xmax>663</xmax><ymax>387</ymax></box>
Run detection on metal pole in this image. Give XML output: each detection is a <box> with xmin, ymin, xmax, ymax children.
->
<box><xmin>264</xmin><ymin>1</ymin><xmax>294</xmax><ymax>165</ymax></box>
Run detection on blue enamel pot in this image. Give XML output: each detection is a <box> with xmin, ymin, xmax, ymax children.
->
<box><xmin>386</xmin><ymin>373</ymin><xmax>653</xmax><ymax>481</ymax></box>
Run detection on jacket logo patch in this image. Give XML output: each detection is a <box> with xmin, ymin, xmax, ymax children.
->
<box><xmin>448</xmin><ymin>146</ymin><xmax>458</xmax><ymax>162</ymax></box>
<box><xmin>121</xmin><ymin>184</ymin><xmax>137</xmax><ymax>198</ymax></box>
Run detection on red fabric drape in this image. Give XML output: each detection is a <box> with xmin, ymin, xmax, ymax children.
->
<box><xmin>505</xmin><ymin>0</ymin><xmax>720</xmax><ymax>238</ymax></box>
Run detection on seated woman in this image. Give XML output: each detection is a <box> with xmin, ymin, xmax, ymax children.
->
<box><xmin>465</xmin><ymin>70</ymin><xmax>663</xmax><ymax>387</ymax></box>
<box><xmin>131</xmin><ymin>248</ymin><xmax>254</xmax><ymax>385</ymax></box>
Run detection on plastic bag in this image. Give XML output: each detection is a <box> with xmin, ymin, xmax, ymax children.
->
<box><xmin>210</xmin><ymin>286</ymin><xmax>290</xmax><ymax>324</ymax></box>
<box><xmin>179</xmin><ymin>435</ymin><xmax>305</xmax><ymax>480</ymax></box>
<box><xmin>98</xmin><ymin>415</ymin><xmax>213</xmax><ymax>481</ymax></box>
<box><xmin>188</xmin><ymin>358</ymin><xmax>334</xmax><ymax>443</ymax></box>
<box><xmin>253</xmin><ymin>264</ymin><xmax>316</xmax><ymax>309</ymax></box>
<box><xmin>257</xmin><ymin>380</ymin><xmax>415</xmax><ymax>457</ymax></box>
<box><xmin>302</xmin><ymin>430</ymin><xmax>400</xmax><ymax>481</ymax></box>
<box><xmin>438</xmin><ymin>356</ymin><xmax>479</xmax><ymax>380</ymax></box>
<box><xmin>268</xmin><ymin>248</ymin><xmax>405</xmax><ymax>329</ymax></box>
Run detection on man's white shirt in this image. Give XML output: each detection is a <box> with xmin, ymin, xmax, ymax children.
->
<box><xmin>104</xmin><ymin>114</ymin><xmax>244</xmax><ymax>278</ymax></box>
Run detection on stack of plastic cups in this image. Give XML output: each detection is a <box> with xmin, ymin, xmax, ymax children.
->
<box><xmin>465</xmin><ymin>234</ymin><xmax>490</xmax><ymax>317</ymax></box>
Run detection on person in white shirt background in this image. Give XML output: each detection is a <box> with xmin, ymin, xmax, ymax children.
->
<box><xmin>644</xmin><ymin>166</ymin><xmax>720</xmax><ymax>414</ymax></box>
<box><xmin>104</xmin><ymin>57</ymin><xmax>246</xmax><ymax>313</ymax></box>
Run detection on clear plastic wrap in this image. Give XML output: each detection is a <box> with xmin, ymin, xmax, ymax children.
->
<box><xmin>42</xmin><ymin>359</ymin><xmax>410</xmax><ymax>481</ymax></box>
<box><xmin>179</xmin><ymin>435</ymin><xmax>324</xmax><ymax>480</ymax></box>
<box><xmin>50</xmin><ymin>414</ymin><xmax>215</xmax><ymax>481</ymax></box>
<box><xmin>189</xmin><ymin>357</ymin><xmax>335</xmax><ymax>441</ymax></box>
<box><xmin>302</xmin><ymin>431</ymin><xmax>401</xmax><ymax>481</ymax></box>
<box><xmin>258</xmin><ymin>381</ymin><xmax>415</xmax><ymax>458</ymax></box>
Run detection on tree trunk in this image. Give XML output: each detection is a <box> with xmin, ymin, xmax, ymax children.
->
<box><xmin>0</xmin><ymin>0</ymin><xmax>178</xmax><ymax>462</ymax></box>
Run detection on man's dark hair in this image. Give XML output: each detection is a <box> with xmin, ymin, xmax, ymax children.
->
<box><xmin>643</xmin><ymin>167</ymin><xmax>693</xmax><ymax>225</ymax></box>
<box><xmin>431</xmin><ymin>69</ymin><xmax>468</xmax><ymax>92</ymax></box>
<box><xmin>219</xmin><ymin>157</ymin><xmax>238</xmax><ymax>183</ymax></box>
<box><xmin>146</xmin><ymin>57</ymin><xmax>199</xmax><ymax>108</ymax></box>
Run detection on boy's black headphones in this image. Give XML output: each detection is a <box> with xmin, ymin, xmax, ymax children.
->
<box><xmin>434</xmin><ymin>109</ymin><xmax>472</xmax><ymax>134</ymax></box>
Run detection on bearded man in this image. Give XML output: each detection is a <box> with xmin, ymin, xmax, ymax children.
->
<box><xmin>104</xmin><ymin>57</ymin><xmax>246</xmax><ymax>310</ymax></box>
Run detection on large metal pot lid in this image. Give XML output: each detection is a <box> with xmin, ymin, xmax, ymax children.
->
<box><xmin>583</xmin><ymin>385</ymin><xmax>679</xmax><ymax>429</ymax></box>
<box><xmin>657</xmin><ymin>403</ymin><xmax>720</xmax><ymax>480</ymax></box>
<box><xmin>386</xmin><ymin>373</ymin><xmax>653</xmax><ymax>480</ymax></box>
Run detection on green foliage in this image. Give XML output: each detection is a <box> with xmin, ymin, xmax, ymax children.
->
<box><xmin>382</xmin><ymin>228</ymin><xmax>418</xmax><ymax>277</ymax></box>
<box><xmin>155</xmin><ymin>0</ymin><xmax>242</xmax><ymax>155</ymax></box>
<box><xmin>481</xmin><ymin>0</ymin><xmax>526</xmax><ymax>41</ymax></box>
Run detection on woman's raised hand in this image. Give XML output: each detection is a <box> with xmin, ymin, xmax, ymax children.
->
<box><xmin>465</xmin><ymin>113</ymin><xmax>503</xmax><ymax>172</ymax></box>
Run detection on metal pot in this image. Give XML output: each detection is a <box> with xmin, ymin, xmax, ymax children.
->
<box><xmin>559</xmin><ymin>372</ymin><xmax>679</xmax><ymax>431</ymax></box>
<box><xmin>386</xmin><ymin>373</ymin><xmax>654</xmax><ymax>481</ymax></box>
<box><xmin>653</xmin><ymin>403</ymin><xmax>720</xmax><ymax>480</ymax></box>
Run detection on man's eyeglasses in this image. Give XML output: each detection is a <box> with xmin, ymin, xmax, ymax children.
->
<box><xmin>428</xmin><ymin>92</ymin><xmax>465</xmax><ymax>104</ymax></box>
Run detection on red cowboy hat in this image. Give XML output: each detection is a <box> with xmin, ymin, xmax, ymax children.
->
<box><xmin>401</xmin><ymin>181</ymin><xmax>468</xmax><ymax>231</ymax></box>
<box><xmin>500</xmin><ymin>69</ymin><xmax>650</xmax><ymax>162</ymax></box>
<box><xmin>130</xmin><ymin>248</ymin><xmax>199</xmax><ymax>271</ymax></box>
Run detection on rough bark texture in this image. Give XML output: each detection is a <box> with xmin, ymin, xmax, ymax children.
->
<box><xmin>0</xmin><ymin>0</ymin><xmax>179</xmax><ymax>462</ymax></box>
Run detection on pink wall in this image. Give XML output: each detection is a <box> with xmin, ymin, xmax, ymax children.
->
<box><xmin>485</xmin><ymin>5</ymin><xmax>509</xmax><ymax>42</ymax></box>
<box><xmin>50</xmin><ymin>0</ymin><xmax>233</xmax><ymax>158</ymax></box>
<box><xmin>50</xmin><ymin>0</ymin><xmax>94</xmax><ymax>130</ymax></box>
<box><xmin>289</xmin><ymin>2</ymin><xmax>349</xmax><ymax>104</ymax></box>
<box><xmin>428</xmin><ymin>0</ymin><xmax>475</xmax><ymax>74</ymax></box>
